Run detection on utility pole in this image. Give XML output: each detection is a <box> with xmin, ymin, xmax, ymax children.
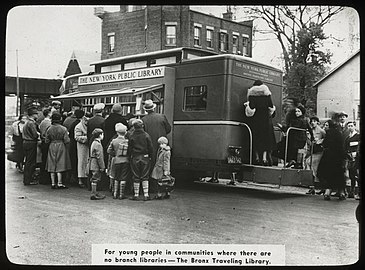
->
<box><xmin>144</xmin><ymin>6</ymin><xmax>148</xmax><ymax>52</ymax></box>
<box><xmin>16</xmin><ymin>49</ymin><xmax>20</xmax><ymax>117</ymax></box>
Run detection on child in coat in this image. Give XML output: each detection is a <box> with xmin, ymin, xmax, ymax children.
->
<box><xmin>127</xmin><ymin>119</ymin><xmax>153</xmax><ymax>201</ymax></box>
<box><xmin>151</xmin><ymin>136</ymin><xmax>174</xmax><ymax>199</ymax></box>
<box><xmin>89</xmin><ymin>128</ymin><xmax>106</xmax><ymax>200</ymax></box>
<box><xmin>107</xmin><ymin>123</ymin><xmax>130</xmax><ymax>199</ymax></box>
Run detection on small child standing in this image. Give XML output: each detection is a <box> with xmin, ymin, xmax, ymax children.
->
<box><xmin>89</xmin><ymin>128</ymin><xmax>106</xmax><ymax>200</ymax></box>
<box><xmin>127</xmin><ymin>119</ymin><xmax>153</xmax><ymax>201</ymax></box>
<box><xmin>151</xmin><ymin>137</ymin><xmax>174</xmax><ymax>199</ymax></box>
<box><xmin>107</xmin><ymin>123</ymin><xmax>130</xmax><ymax>199</ymax></box>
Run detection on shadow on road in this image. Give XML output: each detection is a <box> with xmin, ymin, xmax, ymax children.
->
<box><xmin>175</xmin><ymin>180</ymin><xmax>308</xmax><ymax>200</ymax></box>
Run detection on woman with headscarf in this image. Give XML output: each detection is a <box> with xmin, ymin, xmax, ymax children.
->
<box><xmin>317</xmin><ymin>120</ymin><xmax>346</xmax><ymax>200</ymax></box>
<box><xmin>75</xmin><ymin>114</ymin><xmax>90</xmax><ymax>188</ymax></box>
<box><xmin>45</xmin><ymin>112</ymin><xmax>71</xmax><ymax>189</ymax></box>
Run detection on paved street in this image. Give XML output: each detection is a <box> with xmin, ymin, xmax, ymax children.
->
<box><xmin>5</xmin><ymin>159</ymin><xmax>359</xmax><ymax>266</ymax></box>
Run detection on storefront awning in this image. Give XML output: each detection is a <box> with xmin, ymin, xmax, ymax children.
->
<box><xmin>51</xmin><ymin>84</ymin><xmax>163</xmax><ymax>100</ymax></box>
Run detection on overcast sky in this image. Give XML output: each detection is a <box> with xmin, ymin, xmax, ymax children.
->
<box><xmin>5</xmin><ymin>5</ymin><xmax>360</xmax><ymax>79</ymax></box>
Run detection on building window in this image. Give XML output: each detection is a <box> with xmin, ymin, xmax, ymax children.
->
<box><xmin>108</xmin><ymin>33</ymin><xmax>115</xmax><ymax>53</ymax></box>
<box><xmin>357</xmin><ymin>105</ymin><xmax>361</xmax><ymax>120</ymax></box>
<box><xmin>194</xmin><ymin>24</ymin><xmax>202</xmax><ymax>47</ymax></box>
<box><xmin>101</xmin><ymin>64</ymin><xmax>121</xmax><ymax>73</ymax></box>
<box><xmin>219</xmin><ymin>31</ymin><xmax>228</xmax><ymax>52</ymax></box>
<box><xmin>127</xmin><ymin>5</ymin><xmax>146</xmax><ymax>12</ymax></box>
<box><xmin>242</xmin><ymin>34</ymin><xmax>249</xmax><ymax>56</ymax></box>
<box><xmin>124</xmin><ymin>60</ymin><xmax>147</xmax><ymax>70</ymax></box>
<box><xmin>150</xmin><ymin>56</ymin><xmax>177</xmax><ymax>66</ymax></box>
<box><xmin>232</xmin><ymin>34</ymin><xmax>239</xmax><ymax>54</ymax></box>
<box><xmin>206</xmin><ymin>28</ymin><xmax>214</xmax><ymax>48</ymax></box>
<box><xmin>166</xmin><ymin>25</ymin><xmax>176</xmax><ymax>46</ymax></box>
<box><xmin>183</xmin><ymin>85</ymin><xmax>207</xmax><ymax>111</ymax></box>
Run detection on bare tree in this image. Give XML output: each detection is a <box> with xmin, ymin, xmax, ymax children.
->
<box><xmin>241</xmin><ymin>6</ymin><xmax>345</xmax><ymax>74</ymax></box>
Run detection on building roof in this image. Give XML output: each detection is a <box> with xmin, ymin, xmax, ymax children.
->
<box><xmin>184</xmin><ymin>54</ymin><xmax>283</xmax><ymax>73</ymax></box>
<box><xmin>64</xmin><ymin>52</ymin><xmax>82</xmax><ymax>78</ymax></box>
<box><xmin>313</xmin><ymin>49</ymin><xmax>360</xmax><ymax>87</ymax></box>
<box><xmin>90</xmin><ymin>47</ymin><xmax>217</xmax><ymax>66</ymax></box>
<box><xmin>68</xmin><ymin>50</ymin><xmax>101</xmax><ymax>73</ymax></box>
<box><xmin>6</xmin><ymin>76</ymin><xmax>62</xmax><ymax>82</ymax></box>
<box><xmin>189</xmin><ymin>8</ymin><xmax>253</xmax><ymax>27</ymax></box>
<box><xmin>5</xmin><ymin>76</ymin><xmax>62</xmax><ymax>96</ymax></box>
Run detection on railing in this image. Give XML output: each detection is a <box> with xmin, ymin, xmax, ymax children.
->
<box><xmin>239</xmin><ymin>122</ymin><xmax>252</xmax><ymax>165</ymax></box>
<box><xmin>284</xmin><ymin>127</ymin><xmax>312</xmax><ymax>168</ymax></box>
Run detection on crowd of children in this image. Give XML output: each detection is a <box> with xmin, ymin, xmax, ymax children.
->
<box><xmin>89</xmin><ymin>119</ymin><xmax>174</xmax><ymax>201</ymax></box>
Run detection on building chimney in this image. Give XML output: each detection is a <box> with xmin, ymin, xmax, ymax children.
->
<box><xmin>223</xmin><ymin>11</ymin><xmax>233</xmax><ymax>21</ymax></box>
<box><xmin>94</xmin><ymin>7</ymin><xmax>105</xmax><ymax>19</ymax></box>
<box><xmin>120</xmin><ymin>6</ymin><xmax>127</xmax><ymax>13</ymax></box>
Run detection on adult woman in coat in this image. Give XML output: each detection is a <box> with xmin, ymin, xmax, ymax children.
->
<box><xmin>244</xmin><ymin>80</ymin><xmax>276</xmax><ymax>166</ymax></box>
<box><xmin>45</xmin><ymin>112</ymin><xmax>71</xmax><ymax>189</ymax></box>
<box><xmin>75</xmin><ymin>115</ymin><xmax>89</xmax><ymax>188</ymax></box>
<box><xmin>284</xmin><ymin>104</ymin><xmax>313</xmax><ymax>168</ymax></box>
<box><xmin>317</xmin><ymin>120</ymin><xmax>346</xmax><ymax>200</ymax></box>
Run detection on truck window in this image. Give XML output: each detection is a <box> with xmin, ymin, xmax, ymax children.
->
<box><xmin>183</xmin><ymin>85</ymin><xmax>207</xmax><ymax>111</ymax></box>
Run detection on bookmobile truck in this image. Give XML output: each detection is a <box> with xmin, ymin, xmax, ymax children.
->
<box><xmin>54</xmin><ymin>47</ymin><xmax>312</xmax><ymax>187</ymax></box>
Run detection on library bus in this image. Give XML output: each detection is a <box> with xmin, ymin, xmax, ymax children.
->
<box><xmin>54</xmin><ymin>47</ymin><xmax>312</xmax><ymax>187</ymax></box>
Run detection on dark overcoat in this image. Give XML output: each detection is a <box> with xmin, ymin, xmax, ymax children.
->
<box><xmin>246</xmin><ymin>84</ymin><xmax>276</xmax><ymax>152</ymax></box>
<box><xmin>287</xmin><ymin>115</ymin><xmax>312</xmax><ymax>149</ymax></box>
<box><xmin>317</xmin><ymin>127</ymin><xmax>345</xmax><ymax>189</ymax></box>
<box><xmin>68</xmin><ymin>118</ymin><xmax>81</xmax><ymax>174</ymax></box>
<box><xmin>142</xmin><ymin>112</ymin><xmax>171</xmax><ymax>164</ymax></box>
<box><xmin>103</xmin><ymin>113</ymin><xmax>128</xmax><ymax>149</ymax></box>
<box><xmin>87</xmin><ymin>114</ymin><xmax>105</xmax><ymax>144</ymax></box>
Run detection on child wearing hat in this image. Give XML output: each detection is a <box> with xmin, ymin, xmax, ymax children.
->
<box><xmin>151</xmin><ymin>136</ymin><xmax>174</xmax><ymax>199</ymax></box>
<box><xmin>107</xmin><ymin>123</ymin><xmax>130</xmax><ymax>199</ymax></box>
<box><xmin>127</xmin><ymin>119</ymin><xmax>154</xmax><ymax>201</ymax></box>
<box><xmin>89</xmin><ymin>128</ymin><xmax>106</xmax><ymax>200</ymax></box>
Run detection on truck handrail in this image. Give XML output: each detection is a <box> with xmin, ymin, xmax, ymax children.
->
<box><xmin>284</xmin><ymin>127</ymin><xmax>312</xmax><ymax>167</ymax></box>
<box><xmin>239</xmin><ymin>122</ymin><xmax>252</xmax><ymax>165</ymax></box>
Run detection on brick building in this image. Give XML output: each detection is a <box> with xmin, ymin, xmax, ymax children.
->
<box><xmin>95</xmin><ymin>5</ymin><xmax>253</xmax><ymax>60</ymax></box>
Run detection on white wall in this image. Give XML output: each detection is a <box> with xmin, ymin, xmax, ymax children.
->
<box><xmin>317</xmin><ymin>53</ymin><xmax>360</xmax><ymax>127</ymax></box>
